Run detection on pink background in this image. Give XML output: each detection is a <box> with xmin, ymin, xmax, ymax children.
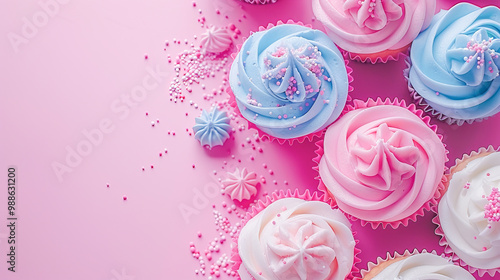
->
<box><xmin>1</xmin><ymin>0</ymin><xmax>500</xmax><ymax>279</ymax></box>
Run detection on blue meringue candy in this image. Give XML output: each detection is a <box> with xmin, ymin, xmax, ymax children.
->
<box><xmin>193</xmin><ymin>108</ymin><xmax>231</xmax><ymax>149</ymax></box>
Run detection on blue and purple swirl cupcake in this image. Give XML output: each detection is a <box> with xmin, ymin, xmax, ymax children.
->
<box><xmin>229</xmin><ymin>21</ymin><xmax>351</xmax><ymax>143</ymax></box>
<box><xmin>407</xmin><ymin>3</ymin><xmax>500</xmax><ymax>125</ymax></box>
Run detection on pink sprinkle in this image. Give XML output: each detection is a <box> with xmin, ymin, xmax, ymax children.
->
<box><xmin>484</xmin><ymin>188</ymin><xmax>500</xmax><ymax>223</ymax></box>
<box><xmin>144</xmin><ymin>54</ymin><xmax>148</xmax><ymax>59</ymax></box>
<box><xmin>151</xmin><ymin>165</ymin><xmax>154</xmax><ymax>169</ymax></box>
<box><xmin>159</xmin><ymin>153</ymin><xmax>162</xmax><ymax>157</ymax></box>
<box><xmin>197</xmin><ymin>231</ymin><xmax>202</xmax><ymax>238</ymax></box>
<box><xmin>106</xmin><ymin>184</ymin><xmax>109</xmax><ymax>188</ymax></box>
<box><xmin>123</xmin><ymin>196</ymin><xmax>127</xmax><ymax>201</ymax></box>
<box><xmin>192</xmin><ymin>164</ymin><xmax>196</xmax><ymax>168</ymax></box>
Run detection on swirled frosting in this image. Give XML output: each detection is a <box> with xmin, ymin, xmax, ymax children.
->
<box><xmin>222</xmin><ymin>168</ymin><xmax>258</xmax><ymax>202</ymax></box>
<box><xmin>312</xmin><ymin>0</ymin><xmax>435</xmax><ymax>54</ymax></box>
<box><xmin>200</xmin><ymin>26</ymin><xmax>233</xmax><ymax>54</ymax></box>
<box><xmin>228</xmin><ymin>24</ymin><xmax>349</xmax><ymax>139</ymax></box>
<box><xmin>319</xmin><ymin>104</ymin><xmax>446</xmax><ymax>223</ymax></box>
<box><xmin>368</xmin><ymin>253</ymin><xmax>474</xmax><ymax>279</ymax></box>
<box><xmin>409</xmin><ymin>3</ymin><xmax>500</xmax><ymax>122</ymax></box>
<box><xmin>238</xmin><ymin>198</ymin><xmax>355</xmax><ymax>280</ymax></box>
<box><xmin>193</xmin><ymin>108</ymin><xmax>231</xmax><ymax>149</ymax></box>
<box><xmin>438</xmin><ymin>152</ymin><xmax>500</xmax><ymax>270</ymax></box>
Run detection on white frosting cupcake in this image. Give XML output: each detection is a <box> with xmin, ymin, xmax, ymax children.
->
<box><xmin>361</xmin><ymin>251</ymin><xmax>474</xmax><ymax>279</ymax></box>
<box><xmin>437</xmin><ymin>148</ymin><xmax>500</xmax><ymax>275</ymax></box>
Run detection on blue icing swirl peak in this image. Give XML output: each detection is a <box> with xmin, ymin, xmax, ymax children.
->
<box><xmin>447</xmin><ymin>28</ymin><xmax>500</xmax><ymax>86</ymax></box>
<box><xmin>261</xmin><ymin>40</ymin><xmax>324</xmax><ymax>103</ymax></box>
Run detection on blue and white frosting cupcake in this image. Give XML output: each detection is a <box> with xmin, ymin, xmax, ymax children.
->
<box><xmin>229</xmin><ymin>22</ymin><xmax>350</xmax><ymax>142</ymax></box>
<box><xmin>408</xmin><ymin>3</ymin><xmax>500</xmax><ymax>125</ymax></box>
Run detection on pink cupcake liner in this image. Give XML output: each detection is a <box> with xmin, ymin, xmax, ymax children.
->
<box><xmin>432</xmin><ymin>145</ymin><xmax>500</xmax><ymax>277</ymax></box>
<box><xmin>403</xmin><ymin>55</ymin><xmax>488</xmax><ymax>126</ymax></box>
<box><xmin>230</xmin><ymin>189</ymin><xmax>361</xmax><ymax>280</ymax></box>
<box><xmin>313</xmin><ymin>97</ymin><xmax>449</xmax><ymax>229</ymax></box>
<box><xmin>227</xmin><ymin>20</ymin><xmax>354</xmax><ymax>145</ymax></box>
<box><xmin>354</xmin><ymin>248</ymin><xmax>447</xmax><ymax>280</ymax></box>
<box><xmin>342</xmin><ymin>45</ymin><xmax>410</xmax><ymax>64</ymax></box>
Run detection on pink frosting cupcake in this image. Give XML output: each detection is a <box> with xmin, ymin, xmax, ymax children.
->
<box><xmin>314</xmin><ymin>98</ymin><xmax>448</xmax><ymax>229</ymax></box>
<box><xmin>232</xmin><ymin>190</ymin><xmax>360</xmax><ymax>280</ymax></box>
<box><xmin>312</xmin><ymin>0</ymin><xmax>436</xmax><ymax>63</ymax></box>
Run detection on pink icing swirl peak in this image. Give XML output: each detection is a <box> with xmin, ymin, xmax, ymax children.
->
<box><xmin>351</xmin><ymin>123</ymin><xmax>419</xmax><ymax>191</ymax></box>
<box><xmin>268</xmin><ymin>219</ymin><xmax>336</xmax><ymax>279</ymax></box>
<box><xmin>344</xmin><ymin>0</ymin><xmax>403</xmax><ymax>31</ymax></box>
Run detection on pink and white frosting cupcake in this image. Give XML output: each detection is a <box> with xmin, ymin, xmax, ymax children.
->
<box><xmin>233</xmin><ymin>190</ymin><xmax>359</xmax><ymax>280</ymax></box>
<box><xmin>315</xmin><ymin>98</ymin><xmax>447</xmax><ymax>228</ymax></box>
<box><xmin>356</xmin><ymin>249</ymin><xmax>474</xmax><ymax>280</ymax></box>
<box><xmin>435</xmin><ymin>146</ymin><xmax>500</xmax><ymax>277</ymax></box>
<box><xmin>312</xmin><ymin>0</ymin><xmax>435</xmax><ymax>63</ymax></box>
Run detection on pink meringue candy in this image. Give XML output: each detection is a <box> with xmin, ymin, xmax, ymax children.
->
<box><xmin>200</xmin><ymin>26</ymin><xmax>233</xmax><ymax>54</ymax></box>
<box><xmin>222</xmin><ymin>168</ymin><xmax>259</xmax><ymax>202</ymax></box>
